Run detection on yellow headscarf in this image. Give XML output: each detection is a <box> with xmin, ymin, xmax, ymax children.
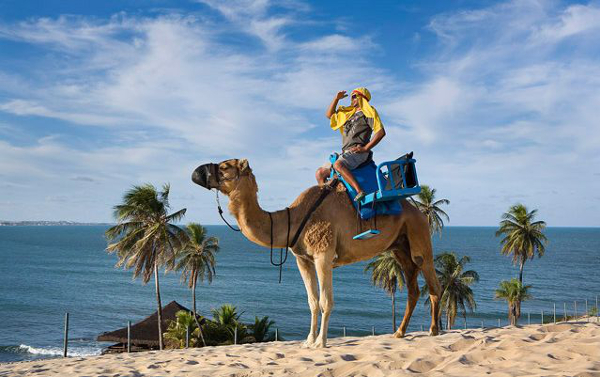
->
<box><xmin>330</xmin><ymin>87</ymin><xmax>383</xmax><ymax>134</ymax></box>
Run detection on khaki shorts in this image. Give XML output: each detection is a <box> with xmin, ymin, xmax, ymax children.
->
<box><xmin>321</xmin><ymin>151</ymin><xmax>371</xmax><ymax>171</ymax></box>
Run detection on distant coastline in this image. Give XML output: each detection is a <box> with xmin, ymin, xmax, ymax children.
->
<box><xmin>0</xmin><ymin>221</ymin><xmax>112</xmax><ymax>226</ymax></box>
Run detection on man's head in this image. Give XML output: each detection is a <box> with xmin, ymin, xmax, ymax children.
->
<box><xmin>351</xmin><ymin>87</ymin><xmax>371</xmax><ymax>108</ymax></box>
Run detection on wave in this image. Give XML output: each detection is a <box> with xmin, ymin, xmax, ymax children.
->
<box><xmin>0</xmin><ymin>344</ymin><xmax>102</xmax><ymax>357</ymax></box>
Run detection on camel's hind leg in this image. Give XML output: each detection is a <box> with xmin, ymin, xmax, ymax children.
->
<box><xmin>392</xmin><ymin>247</ymin><xmax>420</xmax><ymax>338</ymax></box>
<box><xmin>296</xmin><ymin>256</ymin><xmax>319</xmax><ymax>347</ymax></box>
<box><xmin>421</xmin><ymin>257</ymin><xmax>441</xmax><ymax>336</ymax></box>
<box><xmin>311</xmin><ymin>255</ymin><xmax>334</xmax><ymax>348</ymax></box>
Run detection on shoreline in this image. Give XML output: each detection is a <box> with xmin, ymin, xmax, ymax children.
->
<box><xmin>2</xmin><ymin>320</ymin><xmax>599</xmax><ymax>376</ymax></box>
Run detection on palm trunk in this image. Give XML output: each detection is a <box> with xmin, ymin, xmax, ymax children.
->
<box><xmin>519</xmin><ymin>257</ymin><xmax>525</xmax><ymax>284</ymax></box>
<box><xmin>391</xmin><ymin>290</ymin><xmax>396</xmax><ymax>332</ymax></box>
<box><xmin>192</xmin><ymin>274</ymin><xmax>207</xmax><ymax>347</ymax></box>
<box><xmin>447</xmin><ymin>314</ymin><xmax>452</xmax><ymax>330</ymax></box>
<box><xmin>154</xmin><ymin>261</ymin><xmax>164</xmax><ymax>350</ymax></box>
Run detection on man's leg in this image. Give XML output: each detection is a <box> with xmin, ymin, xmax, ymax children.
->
<box><xmin>315</xmin><ymin>167</ymin><xmax>330</xmax><ymax>185</ymax></box>
<box><xmin>333</xmin><ymin>159</ymin><xmax>363</xmax><ymax>195</ymax></box>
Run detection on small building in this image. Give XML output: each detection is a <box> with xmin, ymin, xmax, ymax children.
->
<box><xmin>97</xmin><ymin>300</ymin><xmax>194</xmax><ymax>353</ymax></box>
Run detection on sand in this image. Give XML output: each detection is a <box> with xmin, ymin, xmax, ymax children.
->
<box><xmin>2</xmin><ymin>320</ymin><xmax>599</xmax><ymax>376</ymax></box>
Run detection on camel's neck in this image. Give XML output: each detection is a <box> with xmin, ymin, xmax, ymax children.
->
<box><xmin>227</xmin><ymin>175</ymin><xmax>295</xmax><ymax>249</ymax></box>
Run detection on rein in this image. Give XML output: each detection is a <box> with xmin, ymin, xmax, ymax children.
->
<box><xmin>213</xmin><ymin>177</ymin><xmax>338</xmax><ymax>283</ymax></box>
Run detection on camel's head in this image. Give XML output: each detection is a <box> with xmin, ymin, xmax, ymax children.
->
<box><xmin>192</xmin><ymin>158</ymin><xmax>252</xmax><ymax>195</ymax></box>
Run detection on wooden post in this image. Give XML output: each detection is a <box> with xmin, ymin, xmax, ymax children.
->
<box><xmin>343</xmin><ymin>327</ymin><xmax>346</xmax><ymax>337</ymax></box>
<box><xmin>464</xmin><ymin>317</ymin><xmax>467</xmax><ymax>329</ymax></box>
<box><xmin>127</xmin><ymin>321</ymin><xmax>131</xmax><ymax>353</ymax></box>
<box><xmin>564</xmin><ymin>302</ymin><xmax>567</xmax><ymax>322</ymax></box>
<box><xmin>63</xmin><ymin>313</ymin><xmax>69</xmax><ymax>358</ymax></box>
<box><xmin>186</xmin><ymin>325</ymin><xmax>190</xmax><ymax>348</ymax></box>
<box><xmin>541</xmin><ymin>310</ymin><xmax>544</xmax><ymax>324</ymax></box>
<box><xmin>528</xmin><ymin>312</ymin><xmax>530</xmax><ymax>325</ymax></box>
<box><xmin>498</xmin><ymin>318</ymin><xmax>500</xmax><ymax>327</ymax></box>
<box><xmin>275</xmin><ymin>328</ymin><xmax>278</xmax><ymax>341</ymax></box>
<box><xmin>372</xmin><ymin>326</ymin><xmax>375</xmax><ymax>336</ymax></box>
<box><xmin>586</xmin><ymin>299</ymin><xmax>589</xmax><ymax>322</ymax></box>
<box><xmin>481</xmin><ymin>320</ymin><xmax>484</xmax><ymax>329</ymax></box>
<box><xmin>234</xmin><ymin>326</ymin><xmax>237</xmax><ymax>345</ymax></box>
<box><xmin>574</xmin><ymin>300</ymin><xmax>578</xmax><ymax>319</ymax></box>
<box><xmin>420</xmin><ymin>325</ymin><xmax>423</xmax><ymax>332</ymax></box>
<box><xmin>553</xmin><ymin>303</ymin><xmax>556</xmax><ymax>324</ymax></box>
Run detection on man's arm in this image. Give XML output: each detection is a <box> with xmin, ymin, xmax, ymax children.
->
<box><xmin>325</xmin><ymin>91</ymin><xmax>348</xmax><ymax>119</ymax></box>
<box><xmin>350</xmin><ymin>128</ymin><xmax>386</xmax><ymax>153</ymax></box>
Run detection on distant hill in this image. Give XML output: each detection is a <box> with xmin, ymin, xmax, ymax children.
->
<box><xmin>0</xmin><ymin>221</ymin><xmax>112</xmax><ymax>226</ymax></box>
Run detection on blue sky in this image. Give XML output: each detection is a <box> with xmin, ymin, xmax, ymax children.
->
<box><xmin>1</xmin><ymin>0</ymin><xmax>599</xmax><ymax>226</ymax></box>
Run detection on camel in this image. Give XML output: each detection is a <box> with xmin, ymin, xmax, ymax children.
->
<box><xmin>192</xmin><ymin>158</ymin><xmax>441</xmax><ymax>348</ymax></box>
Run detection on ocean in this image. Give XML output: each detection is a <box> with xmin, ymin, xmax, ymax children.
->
<box><xmin>0</xmin><ymin>225</ymin><xmax>598</xmax><ymax>363</ymax></box>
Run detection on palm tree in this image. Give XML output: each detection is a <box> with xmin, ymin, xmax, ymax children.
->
<box><xmin>105</xmin><ymin>183</ymin><xmax>188</xmax><ymax>350</ymax></box>
<box><xmin>364</xmin><ymin>251</ymin><xmax>405</xmax><ymax>331</ymax></box>
<box><xmin>172</xmin><ymin>223</ymin><xmax>219</xmax><ymax>346</ymax></box>
<box><xmin>164</xmin><ymin>310</ymin><xmax>201</xmax><ymax>349</ymax></box>
<box><xmin>411</xmin><ymin>185</ymin><xmax>450</xmax><ymax>237</ymax></box>
<box><xmin>249</xmin><ymin>316</ymin><xmax>276</xmax><ymax>342</ymax></box>
<box><xmin>495</xmin><ymin>278</ymin><xmax>532</xmax><ymax>326</ymax></box>
<box><xmin>496</xmin><ymin>204</ymin><xmax>547</xmax><ymax>283</ymax></box>
<box><xmin>422</xmin><ymin>252</ymin><xmax>479</xmax><ymax>330</ymax></box>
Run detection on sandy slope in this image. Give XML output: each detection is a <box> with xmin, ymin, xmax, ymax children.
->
<box><xmin>2</xmin><ymin>320</ymin><xmax>599</xmax><ymax>377</ymax></box>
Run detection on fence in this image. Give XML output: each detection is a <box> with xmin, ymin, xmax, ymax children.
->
<box><xmin>58</xmin><ymin>296</ymin><xmax>598</xmax><ymax>356</ymax></box>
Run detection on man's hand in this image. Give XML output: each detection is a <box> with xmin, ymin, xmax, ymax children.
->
<box><xmin>349</xmin><ymin>145</ymin><xmax>369</xmax><ymax>153</ymax></box>
<box><xmin>335</xmin><ymin>91</ymin><xmax>348</xmax><ymax>100</ymax></box>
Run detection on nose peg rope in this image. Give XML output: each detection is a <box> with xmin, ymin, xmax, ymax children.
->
<box><xmin>214</xmin><ymin>190</ymin><xmax>241</xmax><ymax>232</ymax></box>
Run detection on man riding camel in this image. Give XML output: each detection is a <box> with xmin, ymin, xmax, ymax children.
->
<box><xmin>316</xmin><ymin>87</ymin><xmax>386</xmax><ymax>202</ymax></box>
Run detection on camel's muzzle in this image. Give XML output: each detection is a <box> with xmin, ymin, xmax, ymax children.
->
<box><xmin>192</xmin><ymin>163</ymin><xmax>220</xmax><ymax>190</ymax></box>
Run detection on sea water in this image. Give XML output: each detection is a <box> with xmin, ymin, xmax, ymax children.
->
<box><xmin>0</xmin><ymin>226</ymin><xmax>598</xmax><ymax>363</ymax></box>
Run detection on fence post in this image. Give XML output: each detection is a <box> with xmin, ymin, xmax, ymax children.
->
<box><xmin>63</xmin><ymin>313</ymin><xmax>69</xmax><ymax>358</ymax></box>
<box><xmin>481</xmin><ymin>320</ymin><xmax>484</xmax><ymax>329</ymax></box>
<box><xmin>234</xmin><ymin>326</ymin><xmax>237</xmax><ymax>345</ymax></box>
<box><xmin>553</xmin><ymin>303</ymin><xmax>556</xmax><ymax>324</ymax></box>
<box><xmin>343</xmin><ymin>326</ymin><xmax>346</xmax><ymax>337</ymax></box>
<box><xmin>127</xmin><ymin>321</ymin><xmax>131</xmax><ymax>353</ymax></box>
<box><xmin>586</xmin><ymin>299</ymin><xmax>589</xmax><ymax>322</ymax></box>
<box><xmin>275</xmin><ymin>328</ymin><xmax>278</xmax><ymax>341</ymax></box>
<box><xmin>498</xmin><ymin>319</ymin><xmax>500</xmax><ymax>327</ymax></box>
<box><xmin>420</xmin><ymin>325</ymin><xmax>424</xmax><ymax>332</ymax></box>
<box><xmin>372</xmin><ymin>326</ymin><xmax>375</xmax><ymax>336</ymax></box>
<box><xmin>541</xmin><ymin>310</ymin><xmax>544</xmax><ymax>324</ymax></box>
<box><xmin>574</xmin><ymin>301</ymin><xmax>578</xmax><ymax>319</ymax></box>
<box><xmin>528</xmin><ymin>312</ymin><xmax>530</xmax><ymax>325</ymax></box>
<box><xmin>186</xmin><ymin>325</ymin><xmax>190</xmax><ymax>348</ymax></box>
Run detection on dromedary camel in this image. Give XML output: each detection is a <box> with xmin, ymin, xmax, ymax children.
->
<box><xmin>192</xmin><ymin>159</ymin><xmax>441</xmax><ymax>348</ymax></box>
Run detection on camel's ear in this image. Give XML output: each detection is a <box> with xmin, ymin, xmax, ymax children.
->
<box><xmin>238</xmin><ymin>159</ymin><xmax>249</xmax><ymax>172</ymax></box>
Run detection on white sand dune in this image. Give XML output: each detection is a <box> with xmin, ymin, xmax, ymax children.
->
<box><xmin>2</xmin><ymin>320</ymin><xmax>599</xmax><ymax>376</ymax></box>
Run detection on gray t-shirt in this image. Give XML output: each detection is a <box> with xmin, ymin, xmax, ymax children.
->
<box><xmin>341</xmin><ymin>111</ymin><xmax>374</xmax><ymax>152</ymax></box>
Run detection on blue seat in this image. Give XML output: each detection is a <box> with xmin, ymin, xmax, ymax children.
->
<box><xmin>328</xmin><ymin>152</ymin><xmax>422</xmax><ymax>239</ymax></box>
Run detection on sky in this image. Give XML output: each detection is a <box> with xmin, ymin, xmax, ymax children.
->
<box><xmin>0</xmin><ymin>0</ymin><xmax>599</xmax><ymax>226</ymax></box>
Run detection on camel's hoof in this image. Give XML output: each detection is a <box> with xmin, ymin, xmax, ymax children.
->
<box><xmin>393</xmin><ymin>331</ymin><xmax>405</xmax><ymax>338</ymax></box>
<box><xmin>309</xmin><ymin>336</ymin><xmax>327</xmax><ymax>349</ymax></box>
<box><xmin>429</xmin><ymin>328</ymin><xmax>439</xmax><ymax>336</ymax></box>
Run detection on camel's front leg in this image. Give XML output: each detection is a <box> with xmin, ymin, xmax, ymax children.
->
<box><xmin>312</xmin><ymin>256</ymin><xmax>334</xmax><ymax>348</ymax></box>
<box><xmin>296</xmin><ymin>257</ymin><xmax>319</xmax><ymax>347</ymax></box>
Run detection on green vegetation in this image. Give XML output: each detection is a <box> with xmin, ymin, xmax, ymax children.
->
<box><xmin>422</xmin><ymin>252</ymin><xmax>479</xmax><ymax>330</ymax></box>
<box><xmin>105</xmin><ymin>183</ymin><xmax>188</xmax><ymax>350</ymax></box>
<box><xmin>364</xmin><ymin>251</ymin><xmax>405</xmax><ymax>331</ymax></box>
<box><xmin>495</xmin><ymin>278</ymin><xmax>532</xmax><ymax>326</ymax></box>
<box><xmin>411</xmin><ymin>184</ymin><xmax>450</xmax><ymax>237</ymax></box>
<box><xmin>496</xmin><ymin>203</ymin><xmax>548</xmax><ymax>284</ymax></box>
<box><xmin>164</xmin><ymin>305</ymin><xmax>278</xmax><ymax>348</ymax></box>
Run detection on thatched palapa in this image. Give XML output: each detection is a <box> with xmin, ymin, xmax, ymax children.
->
<box><xmin>97</xmin><ymin>301</ymin><xmax>192</xmax><ymax>348</ymax></box>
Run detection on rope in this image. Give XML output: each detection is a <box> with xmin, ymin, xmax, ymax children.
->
<box><xmin>215</xmin><ymin>190</ymin><xmax>240</xmax><ymax>232</ymax></box>
<box><xmin>269</xmin><ymin>208</ymin><xmax>290</xmax><ymax>284</ymax></box>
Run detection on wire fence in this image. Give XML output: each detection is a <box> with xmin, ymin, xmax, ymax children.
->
<box><xmin>59</xmin><ymin>296</ymin><xmax>599</xmax><ymax>356</ymax></box>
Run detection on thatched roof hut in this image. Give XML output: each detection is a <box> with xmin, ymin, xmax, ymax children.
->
<box><xmin>97</xmin><ymin>301</ymin><xmax>193</xmax><ymax>348</ymax></box>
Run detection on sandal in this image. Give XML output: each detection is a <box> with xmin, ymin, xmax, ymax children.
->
<box><xmin>354</xmin><ymin>191</ymin><xmax>366</xmax><ymax>202</ymax></box>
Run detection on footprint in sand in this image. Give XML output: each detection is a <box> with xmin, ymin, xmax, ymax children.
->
<box><xmin>447</xmin><ymin>336</ymin><xmax>477</xmax><ymax>352</ymax></box>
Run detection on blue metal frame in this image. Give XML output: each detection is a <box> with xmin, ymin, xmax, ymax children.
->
<box><xmin>329</xmin><ymin>153</ymin><xmax>421</xmax><ymax>206</ymax></box>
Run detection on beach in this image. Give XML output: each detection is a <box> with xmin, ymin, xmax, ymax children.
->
<box><xmin>2</xmin><ymin>320</ymin><xmax>598</xmax><ymax>376</ymax></box>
